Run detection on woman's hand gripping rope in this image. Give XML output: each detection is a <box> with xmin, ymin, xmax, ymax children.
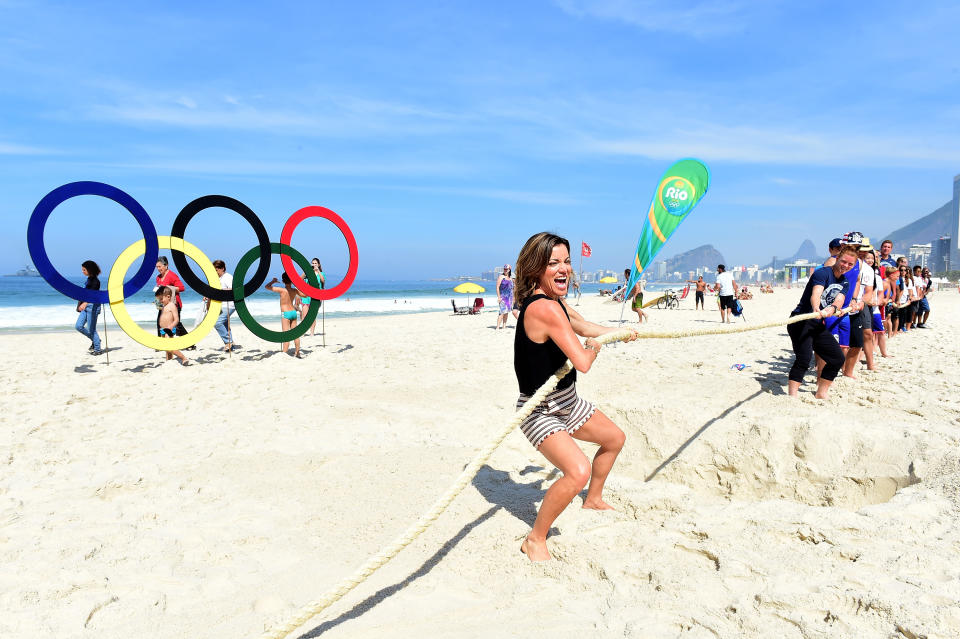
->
<box><xmin>257</xmin><ymin>329</ymin><xmax>638</xmax><ymax>639</ymax></box>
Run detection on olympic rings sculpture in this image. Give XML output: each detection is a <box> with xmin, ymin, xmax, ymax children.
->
<box><xmin>27</xmin><ymin>181</ymin><xmax>358</xmax><ymax>350</ymax></box>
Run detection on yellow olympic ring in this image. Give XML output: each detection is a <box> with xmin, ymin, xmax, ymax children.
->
<box><xmin>108</xmin><ymin>235</ymin><xmax>222</xmax><ymax>351</ymax></box>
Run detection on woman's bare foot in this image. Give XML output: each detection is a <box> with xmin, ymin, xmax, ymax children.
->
<box><xmin>520</xmin><ymin>536</ymin><xmax>551</xmax><ymax>562</ymax></box>
<box><xmin>582</xmin><ymin>498</ymin><xmax>615</xmax><ymax>510</ymax></box>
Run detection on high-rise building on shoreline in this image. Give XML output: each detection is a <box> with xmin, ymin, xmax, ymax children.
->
<box><xmin>952</xmin><ymin>174</ymin><xmax>960</xmax><ymax>268</ymax></box>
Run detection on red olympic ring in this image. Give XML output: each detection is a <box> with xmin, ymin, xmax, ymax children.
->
<box><xmin>280</xmin><ymin>206</ymin><xmax>358</xmax><ymax>300</ymax></box>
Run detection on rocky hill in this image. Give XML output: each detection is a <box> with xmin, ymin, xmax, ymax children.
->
<box><xmin>768</xmin><ymin>239</ymin><xmax>825</xmax><ymax>269</ymax></box>
<box><xmin>874</xmin><ymin>200</ymin><xmax>953</xmax><ymax>251</ymax></box>
<box><xmin>662</xmin><ymin>244</ymin><xmax>726</xmax><ymax>274</ymax></box>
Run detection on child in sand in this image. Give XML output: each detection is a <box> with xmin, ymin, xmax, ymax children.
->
<box><xmin>265</xmin><ymin>273</ymin><xmax>302</xmax><ymax>357</ymax></box>
<box><xmin>155</xmin><ymin>287</ymin><xmax>190</xmax><ymax>365</ymax></box>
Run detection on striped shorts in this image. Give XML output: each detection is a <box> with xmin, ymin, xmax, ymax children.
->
<box><xmin>515</xmin><ymin>383</ymin><xmax>596</xmax><ymax>449</ymax></box>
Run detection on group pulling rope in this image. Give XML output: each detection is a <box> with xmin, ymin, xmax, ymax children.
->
<box><xmin>258</xmin><ymin>301</ymin><xmax>898</xmax><ymax>639</ymax></box>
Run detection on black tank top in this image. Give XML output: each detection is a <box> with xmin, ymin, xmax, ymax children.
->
<box><xmin>514</xmin><ymin>294</ymin><xmax>575</xmax><ymax>395</ymax></box>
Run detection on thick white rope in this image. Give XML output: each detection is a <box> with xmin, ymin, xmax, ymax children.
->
<box><xmin>259</xmin><ymin>305</ymin><xmax>878</xmax><ymax>638</ymax></box>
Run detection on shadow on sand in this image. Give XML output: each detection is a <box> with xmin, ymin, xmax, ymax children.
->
<box><xmin>644</xmin><ymin>389</ymin><xmax>763</xmax><ymax>482</ymax></box>
<box><xmin>296</xmin><ymin>464</ymin><xmax>562</xmax><ymax>636</ymax></box>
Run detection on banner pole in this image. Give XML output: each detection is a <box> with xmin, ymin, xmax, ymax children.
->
<box><xmin>578</xmin><ymin>241</ymin><xmax>583</xmax><ymax>306</ymax></box>
<box><xmin>103</xmin><ymin>303</ymin><xmax>110</xmax><ymax>366</ymax></box>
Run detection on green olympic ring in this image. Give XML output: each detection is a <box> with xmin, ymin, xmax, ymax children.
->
<box><xmin>234</xmin><ymin>242</ymin><xmax>320</xmax><ymax>343</ymax></box>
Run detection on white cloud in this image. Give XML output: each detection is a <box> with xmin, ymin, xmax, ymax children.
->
<box><xmin>83</xmin><ymin>90</ymin><xmax>467</xmax><ymax>138</ymax></box>
<box><xmin>92</xmin><ymin>158</ymin><xmax>468</xmax><ymax>178</ymax></box>
<box><xmin>554</xmin><ymin>0</ymin><xmax>753</xmax><ymax>37</ymax></box>
<box><xmin>0</xmin><ymin>141</ymin><xmax>56</xmax><ymax>155</ymax></box>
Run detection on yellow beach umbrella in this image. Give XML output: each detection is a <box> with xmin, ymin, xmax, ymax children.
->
<box><xmin>598</xmin><ymin>276</ymin><xmax>617</xmax><ymax>283</ymax></box>
<box><xmin>453</xmin><ymin>282</ymin><xmax>485</xmax><ymax>294</ymax></box>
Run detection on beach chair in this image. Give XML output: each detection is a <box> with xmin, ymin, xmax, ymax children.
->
<box><xmin>678</xmin><ymin>285</ymin><xmax>690</xmax><ymax>301</ymax></box>
<box><xmin>468</xmin><ymin>297</ymin><xmax>484</xmax><ymax>314</ymax></box>
<box><xmin>451</xmin><ymin>299</ymin><xmax>470</xmax><ymax>315</ymax></box>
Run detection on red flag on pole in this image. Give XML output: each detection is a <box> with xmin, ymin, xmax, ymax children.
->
<box><xmin>581</xmin><ymin>241</ymin><xmax>591</xmax><ymax>257</ymax></box>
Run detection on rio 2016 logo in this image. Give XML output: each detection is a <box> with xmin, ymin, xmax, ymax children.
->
<box><xmin>658</xmin><ymin>177</ymin><xmax>697</xmax><ymax>216</ymax></box>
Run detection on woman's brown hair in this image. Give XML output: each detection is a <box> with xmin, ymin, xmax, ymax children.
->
<box><xmin>515</xmin><ymin>232</ymin><xmax>569</xmax><ymax>304</ymax></box>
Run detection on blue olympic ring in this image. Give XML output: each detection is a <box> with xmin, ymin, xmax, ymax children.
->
<box><xmin>27</xmin><ymin>181</ymin><xmax>159</xmax><ymax>304</ymax></box>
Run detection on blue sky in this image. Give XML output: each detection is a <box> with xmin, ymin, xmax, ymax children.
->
<box><xmin>2</xmin><ymin>0</ymin><xmax>959</xmax><ymax>283</ymax></box>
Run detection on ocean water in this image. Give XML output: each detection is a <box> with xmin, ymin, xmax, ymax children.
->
<box><xmin>0</xmin><ymin>276</ymin><xmax>661</xmax><ymax>333</ymax></box>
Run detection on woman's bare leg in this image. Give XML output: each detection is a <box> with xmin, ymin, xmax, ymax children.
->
<box><xmin>522</xmin><ymin>432</ymin><xmax>590</xmax><ymax>561</ymax></box>
<box><xmin>571</xmin><ymin>409</ymin><xmax>626</xmax><ymax>510</ymax></box>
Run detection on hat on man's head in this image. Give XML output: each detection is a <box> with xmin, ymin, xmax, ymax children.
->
<box><xmin>828</xmin><ymin>238</ymin><xmax>843</xmax><ymax>250</ymax></box>
<box><xmin>841</xmin><ymin>231</ymin><xmax>864</xmax><ymax>245</ymax></box>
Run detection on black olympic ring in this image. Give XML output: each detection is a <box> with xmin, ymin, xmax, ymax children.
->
<box><xmin>170</xmin><ymin>195</ymin><xmax>272</xmax><ymax>302</ymax></box>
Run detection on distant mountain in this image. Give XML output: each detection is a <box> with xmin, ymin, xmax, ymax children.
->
<box><xmin>875</xmin><ymin>200</ymin><xmax>953</xmax><ymax>252</ymax></box>
<box><xmin>662</xmin><ymin>244</ymin><xmax>726</xmax><ymax>275</ymax></box>
<box><xmin>767</xmin><ymin>239</ymin><xmax>825</xmax><ymax>270</ymax></box>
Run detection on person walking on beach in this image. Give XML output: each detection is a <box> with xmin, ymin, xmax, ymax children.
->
<box><xmin>496</xmin><ymin>264</ymin><xmax>515</xmax><ymax>329</ymax></box>
<box><xmin>155</xmin><ymin>287</ymin><xmax>190</xmax><ymax>365</ymax></box>
<box><xmin>713</xmin><ymin>264</ymin><xmax>737</xmax><ymax>323</ymax></box>
<box><xmin>686</xmin><ymin>276</ymin><xmax>708</xmax><ymax>310</ymax></box>
<box><xmin>155</xmin><ymin>256</ymin><xmax>192</xmax><ymax>347</ymax></box>
<box><xmin>787</xmin><ymin>246</ymin><xmax>856</xmax><ymax>399</ymax></box>
<box><xmin>625</xmin><ymin>269</ymin><xmax>648</xmax><ymax>323</ymax></box>
<box><xmin>266</xmin><ymin>273</ymin><xmax>302</xmax><ymax>357</ymax></box>
<box><xmin>210</xmin><ymin>260</ymin><xmax>236</xmax><ymax>352</ymax></box>
<box><xmin>513</xmin><ymin>232</ymin><xmax>638</xmax><ymax>562</ymax></box>
<box><xmin>297</xmin><ymin>258</ymin><xmax>325</xmax><ymax>337</ymax></box>
<box><xmin>76</xmin><ymin>260</ymin><xmax>103</xmax><ymax>356</ymax></box>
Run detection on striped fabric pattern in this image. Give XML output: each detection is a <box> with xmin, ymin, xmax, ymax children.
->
<box><xmin>515</xmin><ymin>383</ymin><xmax>596</xmax><ymax>449</ymax></box>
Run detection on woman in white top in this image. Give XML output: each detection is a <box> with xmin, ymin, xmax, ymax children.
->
<box><xmin>862</xmin><ymin>251</ymin><xmax>888</xmax><ymax>358</ymax></box>
<box><xmin>897</xmin><ymin>267</ymin><xmax>916</xmax><ymax>331</ymax></box>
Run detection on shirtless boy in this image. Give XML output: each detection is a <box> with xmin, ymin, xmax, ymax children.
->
<box><xmin>686</xmin><ymin>276</ymin><xmax>708</xmax><ymax>309</ymax></box>
<box><xmin>265</xmin><ymin>273</ymin><xmax>302</xmax><ymax>357</ymax></box>
<box><xmin>155</xmin><ymin>287</ymin><xmax>190</xmax><ymax>365</ymax></box>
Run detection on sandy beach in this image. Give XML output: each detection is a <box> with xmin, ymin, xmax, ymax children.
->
<box><xmin>2</xmin><ymin>291</ymin><xmax>959</xmax><ymax>638</ymax></box>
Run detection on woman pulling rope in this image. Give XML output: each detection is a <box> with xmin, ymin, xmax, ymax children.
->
<box><xmin>513</xmin><ymin>232</ymin><xmax>639</xmax><ymax>561</ymax></box>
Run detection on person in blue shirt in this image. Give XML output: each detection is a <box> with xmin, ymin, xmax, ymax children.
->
<box><xmin>787</xmin><ymin>246</ymin><xmax>858</xmax><ymax>399</ymax></box>
<box><xmin>878</xmin><ymin>239</ymin><xmax>897</xmax><ymax>271</ymax></box>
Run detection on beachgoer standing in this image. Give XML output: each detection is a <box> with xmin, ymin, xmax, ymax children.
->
<box><xmin>155</xmin><ymin>256</ymin><xmax>191</xmax><ymax>346</ymax></box>
<box><xmin>686</xmin><ymin>276</ymin><xmax>707</xmax><ymax>310</ymax></box>
<box><xmin>917</xmin><ymin>267</ymin><xmax>932</xmax><ymax>327</ymax></box>
<box><xmin>496</xmin><ymin>264</ymin><xmax>515</xmax><ymax>329</ymax></box>
<box><xmin>211</xmin><ymin>260</ymin><xmax>236</xmax><ymax>352</ymax></box>
<box><xmin>863</xmin><ymin>249</ymin><xmax>888</xmax><ymax>359</ymax></box>
<box><xmin>514</xmin><ymin>232</ymin><xmax>638</xmax><ymax>561</ymax></box>
<box><xmin>821</xmin><ymin>232</ymin><xmax>864</xmax><ymax>377</ymax></box>
<box><xmin>787</xmin><ymin>246</ymin><xmax>856</xmax><ymax>399</ymax></box>
<box><xmin>265</xmin><ymin>273</ymin><xmax>302</xmax><ymax>357</ymax></box>
<box><xmin>841</xmin><ymin>239</ymin><xmax>876</xmax><ymax>378</ymax></box>
<box><xmin>878</xmin><ymin>239</ymin><xmax>896</xmax><ymax>275</ymax></box>
<box><xmin>297</xmin><ymin>258</ymin><xmax>325</xmax><ymax>337</ymax></box>
<box><xmin>885</xmin><ymin>267</ymin><xmax>901</xmax><ymax>335</ymax></box>
<box><xmin>156</xmin><ymin>287</ymin><xmax>190</xmax><ymax>365</ymax></box>
<box><xmin>626</xmin><ymin>269</ymin><xmax>648</xmax><ymax>323</ymax></box>
<box><xmin>76</xmin><ymin>260</ymin><xmax>103</xmax><ymax>356</ymax></box>
<box><xmin>713</xmin><ymin>264</ymin><xmax>737</xmax><ymax>323</ymax></box>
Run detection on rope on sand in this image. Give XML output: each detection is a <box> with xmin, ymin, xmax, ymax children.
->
<box><xmin>258</xmin><ymin>326</ymin><xmax>633</xmax><ymax>639</ymax></box>
<box><xmin>259</xmin><ymin>304</ymin><xmax>879</xmax><ymax>638</ymax></box>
